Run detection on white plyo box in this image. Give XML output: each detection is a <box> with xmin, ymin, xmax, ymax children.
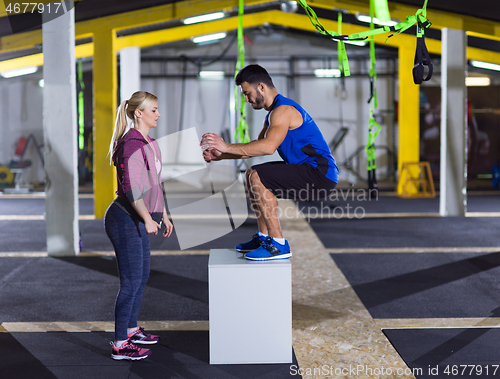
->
<box><xmin>208</xmin><ymin>249</ymin><xmax>292</xmax><ymax>364</ymax></box>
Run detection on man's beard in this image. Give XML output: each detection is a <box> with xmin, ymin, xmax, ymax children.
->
<box><xmin>252</xmin><ymin>91</ymin><xmax>265</xmax><ymax>109</ymax></box>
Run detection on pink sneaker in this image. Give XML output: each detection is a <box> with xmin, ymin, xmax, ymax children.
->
<box><xmin>127</xmin><ymin>327</ymin><xmax>160</xmax><ymax>345</ymax></box>
<box><xmin>110</xmin><ymin>339</ymin><xmax>151</xmax><ymax>361</ymax></box>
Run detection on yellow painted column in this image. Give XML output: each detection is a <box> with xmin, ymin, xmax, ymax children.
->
<box><xmin>397</xmin><ymin>44</ymin><xmax>420</xmax><ymax>195</ymax></box>
<box><xmin>93</xmin><ymin>29</ymin><xmax>117</xmax><ymax>218</ymax></box>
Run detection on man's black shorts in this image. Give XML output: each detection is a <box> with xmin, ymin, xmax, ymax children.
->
<box><xmin>251</xmin><ymin>161</ymin><xmax>337</xmax><ymax>201</ymax></box>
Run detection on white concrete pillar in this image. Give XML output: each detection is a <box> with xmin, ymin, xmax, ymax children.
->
<box><xmin>42</xmin><ymin>1</ymin><xmax>79</xmax><ymax>256</ymax></box>
<box><xmin>119</xmin><ymin>46</ymin><xmax>141</xmax><ymax>102</ymax></box>
<box><xmin>440</xmin><ymin>28</ymin><xmax>468</xmax><ymax>217</ymax></box>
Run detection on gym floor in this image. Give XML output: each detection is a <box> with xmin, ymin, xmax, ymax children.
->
<box><xmin>1</xmin><ymin>189</ymin><xmax>500</xmax><ymax>379</ymax></box>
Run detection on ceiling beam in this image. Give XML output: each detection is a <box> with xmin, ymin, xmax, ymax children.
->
<box><xmin>2</xmin><ymin>10</ymin><xmax>500</xmax><ymax>73</ymax></box>
<box><xmin>119</xmin><ymin>11</ymin><xmax>500</xmax><ymax>66</ymax></box>
<box><xmin>75</xmin><ymin>0</ymin><xmax>270</xmax><ymax>34</ymax></box>
<box><xmin>1</xmin><ymin>0</ymin><xmax>500</xmax><ymax>56</ymax></box>
<box><xmin>0</xmin><ymin>0</ymin><xmax>270</xmax><ymax>54</ymax></box>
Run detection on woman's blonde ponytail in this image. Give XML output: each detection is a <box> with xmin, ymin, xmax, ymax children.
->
<box><xmin>108</xmin><ymin>100</ymin><xmax>129</xmax><ymax>164</ymax></box>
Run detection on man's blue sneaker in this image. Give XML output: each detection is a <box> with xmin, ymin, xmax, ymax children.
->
<box><xmin>235</xmin><ymin>233</ymin><xmax>265</xmax><ymax>252</ymax></box>
<box><xmin>244</xmin><ymin>237</ymin><xmax>292</xmax><ymax>261</ymax></box>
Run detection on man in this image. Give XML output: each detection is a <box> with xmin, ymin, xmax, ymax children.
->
<box><xmin>200</xmin><ymin>64</ymin><xmax>338</xmax><ymax>261</ymax></box>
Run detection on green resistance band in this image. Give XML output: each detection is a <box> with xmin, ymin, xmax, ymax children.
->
<box><xmin>234</xmin><ymin>0</ymin><xmax>250</xmax><ymax>143</ymax></box>
<box><xmin>366</xmin><ymin>111</ymin><xmax>381</xmax><ymax>190</ymax></box>
<box><xmin>77</xmin><ymin>60</ymin><xmax>85</xmax><ymax>150</ymax></box>
<box><xmin>297</xmin><ymin>0</ymin><xmax>431</xmax><ymax>49</ymax></box>
<box><xmin>365</xmin><ymin>0</ymin><xmax>381</xmax><ymax>191</ymax></box>
<box><xmin>337</xmin><ymin>12</ymin><xmax>350</xmax><ymax>76</ymax></box>
<box><xmin>297</xmin><ymin>0</ymin><xmax>350</xmax><ymax>76</ymax></box>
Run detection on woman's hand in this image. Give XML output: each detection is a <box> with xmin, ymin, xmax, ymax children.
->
<box><xmin>144</xmin><ymin>218</ymin><xmax>161</xmax><ymax>235</ymax></box>
<box><xmin>162</xmin><ymin>216</ymin><xmax>173</xmax><ymax>238</ymax></box>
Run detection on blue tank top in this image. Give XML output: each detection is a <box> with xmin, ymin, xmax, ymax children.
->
<box><xmin>265</xmin><ymin>94</ymin><xmax>339</xmax><ymax>183</ymax></box>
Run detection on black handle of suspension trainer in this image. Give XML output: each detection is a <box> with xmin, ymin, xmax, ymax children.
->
<box><xmin>368</xmin><ymin>169</ymin><xmax>378</xmax><ymax>196</ymax></box>
<box><xmin>413</xmin><ymin>30</ymin><xmax>433</xmax><ymax>85</ymax></box>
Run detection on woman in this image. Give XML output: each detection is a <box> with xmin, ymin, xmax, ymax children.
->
<box><xmin>104</xmin><ymin>91</ymin><xmax>173</xmax><ymax>361</ymax></box>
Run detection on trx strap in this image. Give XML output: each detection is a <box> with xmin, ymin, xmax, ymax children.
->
<box><xmin>234</xmin><ymin>0</ymin><xmax>250</xmax><ymax>143</ymax></box>
<box><xmin>412</xmin><ymin>0</ymin><xmax>433</xmax><ymax>84</ymax></box>
<box><xmin>337</xmin><ymin>12</ymin><xmax>350</xmax><ymax>76</ymax></box>
<box><xmin>297</xmin><ymin>0</ymin><xmax>350</xmax><ymax>76</ymax></box>
<box><xmin>297</xmin><ymin>0</ymin><xmax>433</xmax><ymax>82</ymax></box>
<box><xmin>297</xmin><ymin>0</ymin><xmax>429</xmax><ymax>42</ymax></box>
<box><xmin>365</xmin><ymin>0</ymin><xmax>382</xmax><ymax>194</ymax></box>
<box><xmin>77</xmin><ymin>60</ymin><xmax>85</xmax><ymax>150</ymax></box>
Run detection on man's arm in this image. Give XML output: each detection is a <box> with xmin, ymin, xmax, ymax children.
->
<box><xmin>201</xmin><ymin>105</ymin><xmax>294</xmax><ymax>159</ymax></box>
<box><xmin>202</xmin><ymin>124</ymin><xmax>267</xmax><ymax>161</ymax></box>
<box><xmin>202</xmin><ymin>147</ymin><xmax>247</xmax><ymax>162</ymax></box>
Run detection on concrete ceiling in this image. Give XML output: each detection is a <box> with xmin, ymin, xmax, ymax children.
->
<box><xmin>70</xmin><ymin>0</ymin><xmax>500</xmax><ymax>25</ymax></box>
<box><xmin>1</xmin><ymin>0</ymin><xmax>498</xmax><ymax>37</ymax></box>
<box><xmin>385</xmin><ymin>0</ymin><xmax>500</xmax><ymax>23</ymax></box>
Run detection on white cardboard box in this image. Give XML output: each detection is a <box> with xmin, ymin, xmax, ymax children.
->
<box><xmin>208</xmin><ymin>249</ymin><xmax>292</xmax><ymax>364</ymax></box>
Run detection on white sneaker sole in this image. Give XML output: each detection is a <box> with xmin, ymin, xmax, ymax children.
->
<box><xmin>245</xmin><ymin>252</ymin><xmax>292</xmax><ymax>261</ymax></box>
<box><xmin>111</xmin><ymin>353</ymin><xmax>150</xmax><ymax>361</ymax></box>
<box><xmin>130</xmin><ymin>339</ymin><xmax>158</xmax><ymax>345</ymax></box>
